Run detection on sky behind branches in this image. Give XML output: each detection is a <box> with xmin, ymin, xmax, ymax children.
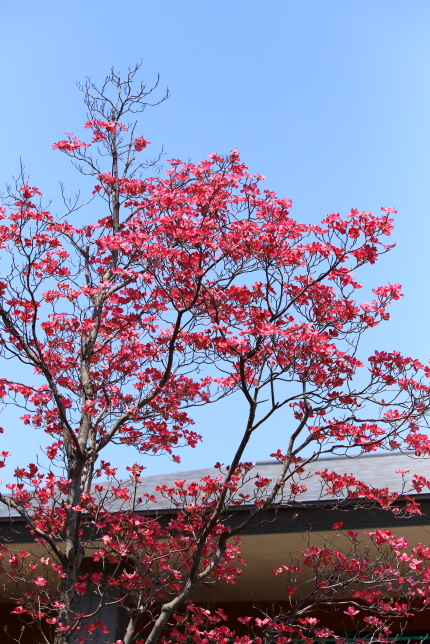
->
<box><xmin>0</xmin><ymin>0</ymin><xmax>430</xmax><ymax>481</ymax></box>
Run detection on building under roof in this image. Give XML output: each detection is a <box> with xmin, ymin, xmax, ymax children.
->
<box><xmin>2</xmin><ymin>452</ymin><xmax>430</xmax><ymax>642</ymax></box>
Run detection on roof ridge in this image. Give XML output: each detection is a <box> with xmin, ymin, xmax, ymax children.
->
<box><xmin>255</xmin><ymin>451</ymin><xmax>418</xmax><ymax>466</ymax></box>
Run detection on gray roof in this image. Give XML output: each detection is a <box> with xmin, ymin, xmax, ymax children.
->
<box><xmin>127</xmin><ymin>451</ymin><xmax>430</xmax><ymax>510</ymax></box>
<box><xmin>1</xmin><ymin>452</ymin><xmax>428</xmax><ymax>521</ymax></box>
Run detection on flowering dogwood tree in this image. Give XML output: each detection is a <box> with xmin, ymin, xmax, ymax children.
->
<box><xmin>1</xmin><ymin>64</ymin><xmax>430</xmax><ymax>644</ymax></box>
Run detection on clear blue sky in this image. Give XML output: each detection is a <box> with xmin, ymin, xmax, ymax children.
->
<box><xmin>0</xmin><ymin>0</ymin><xmax>430</xmax><ymax>482</ymax></box>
